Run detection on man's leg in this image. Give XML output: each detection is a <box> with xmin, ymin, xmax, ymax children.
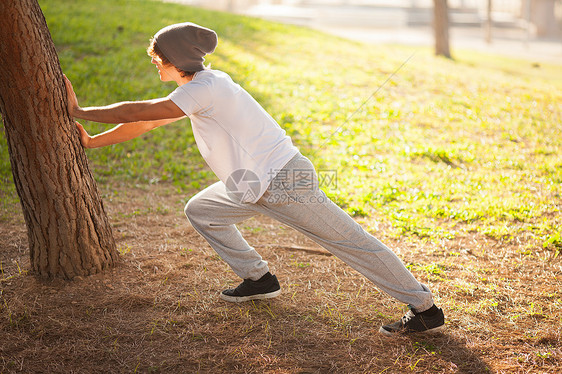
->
<box><xmin>184</xmin><ymin>181</ymin><xmax>268</xmax><ymax>281</ymax></box>
<box><xmin>255</xmin><ymin>153</ymin><xmax>434</xmax><ymax>312</ymax></box>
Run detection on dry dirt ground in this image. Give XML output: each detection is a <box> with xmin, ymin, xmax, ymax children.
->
<box><xmin>1</xmin><ymin>184</ymin><xmax>560</xmax><ymax>373</ymax></box>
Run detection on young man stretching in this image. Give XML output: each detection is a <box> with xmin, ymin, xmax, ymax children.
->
<box><xmin>64</xmin><ymin>22</ymin><xmax>445</xmax><ymax>335</ymax></box>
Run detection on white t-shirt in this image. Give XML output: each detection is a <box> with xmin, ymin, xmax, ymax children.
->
<box><xmin>168</xmin><ymin>69</ymin><xmax>299</xmax><ymax>203</ymax></box>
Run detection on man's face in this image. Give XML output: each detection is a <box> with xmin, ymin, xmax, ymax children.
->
<box><xmin>151</xmin><ymin>56</ymin><xmax>176</xmax><ymax>82</ymax></box>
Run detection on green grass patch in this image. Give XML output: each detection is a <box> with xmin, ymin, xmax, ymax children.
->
<box><xmin>0</xmin><ymin>0</ymin><xmax>560</xmax><ymax>248</ymax></box>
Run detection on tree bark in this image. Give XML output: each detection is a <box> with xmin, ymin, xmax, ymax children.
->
<box><xmin>529</xmin><ymin>0</ymin><xmax>559</xmax><ymax>37</ymax></box>
<box><xmin>433</xmin><ymin>0</ymin><xmax>452</xmax><ymax>58</ymax></box>
<box><xmin>0</xmin><ymin>0</ymin><xmax>118</xmax><ymax>279</ymax></box>
<box><xmin>485</xmin><ymin>0</ymin><xmax>493</xmax><ymax>44</ymax></box>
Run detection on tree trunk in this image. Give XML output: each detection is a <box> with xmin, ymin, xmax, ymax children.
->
<box><xmin>433</xmin><ymin>0</ymin><xmax>452</xmax><ymax>58</ymax></box>
<box><xmin>0</xmin><ymin>0</ymin><xmax>118</xmax><ymax>279</ymax></box>
<box><xmin>529</xmin><ymin>0</ymin><xmax>559</xmax><ymax>37</ymax></box>
<box><xmin>485</xmin><ymin>0</ymin><xmax>492</xmax><ymax>44</ymax></box>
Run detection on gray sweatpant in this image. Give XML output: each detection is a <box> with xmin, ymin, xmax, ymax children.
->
<box><xmin>185</xmin><ymin>152</ymin><xmax>434</xmax><ymax>311</ymax></box>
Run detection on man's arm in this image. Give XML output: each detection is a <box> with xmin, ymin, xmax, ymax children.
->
<box><xmin>77</xmin><ymin>117</ymin><xmax>185</xmax><ymax>149</ymax></box>
<box><xmin>65</xmin><ymin>75</ymin><xmax>184</xmax><ymax>123</ymax></box>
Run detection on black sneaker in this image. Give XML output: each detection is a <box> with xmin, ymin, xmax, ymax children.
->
<box><xmin>220</xmin><ymin>272</ymin><xmax>281</xmax><ymax>303</ymax></box>
<box><xmin>379</xmin><ymin>305</ymin><xmax>445</xmax><ymax>336</ymax></box>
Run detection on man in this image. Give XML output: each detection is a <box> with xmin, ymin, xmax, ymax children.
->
<box><xmin>64</xmin><ymin>22</ymin><xmax>445</xmax><ymax>335</ymax></box>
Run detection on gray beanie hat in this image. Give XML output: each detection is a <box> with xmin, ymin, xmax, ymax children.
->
<box><xmin>153</xmin><ymin>22</ymin><xmax>217</xmax><ymax>72</ymax></box>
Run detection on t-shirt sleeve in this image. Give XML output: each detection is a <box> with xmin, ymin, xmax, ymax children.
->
<box><xmin>168</xmin><ymin>81</ymin><xmax>212</xmax><ymax>116</ymax></box>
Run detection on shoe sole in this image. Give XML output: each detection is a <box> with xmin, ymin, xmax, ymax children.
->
<box><xmin>378</xmin><ymin>323</ymin><xmax>445</xmax><ymax>336</ymax></box>
<box><xmin>220</xmin><ymin>289</ymin><xmax>281</xmax><ymax>303</ymax></box>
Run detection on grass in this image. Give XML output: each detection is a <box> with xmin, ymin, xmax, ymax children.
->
<box><xmin>1</xmin><ymin>0</ymin><xmax>562</xmax><ymax>373</ymax></box>
<box><xmin>1</xmin><ymin>0</ymin><xmax>561</xmax><ymax>249</ymax></box>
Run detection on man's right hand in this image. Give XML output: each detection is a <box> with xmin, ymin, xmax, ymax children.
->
<box><xmin>74</xmin><ymin>121</ymin><xmax>91</xmax><ymax>148</ymax></box>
